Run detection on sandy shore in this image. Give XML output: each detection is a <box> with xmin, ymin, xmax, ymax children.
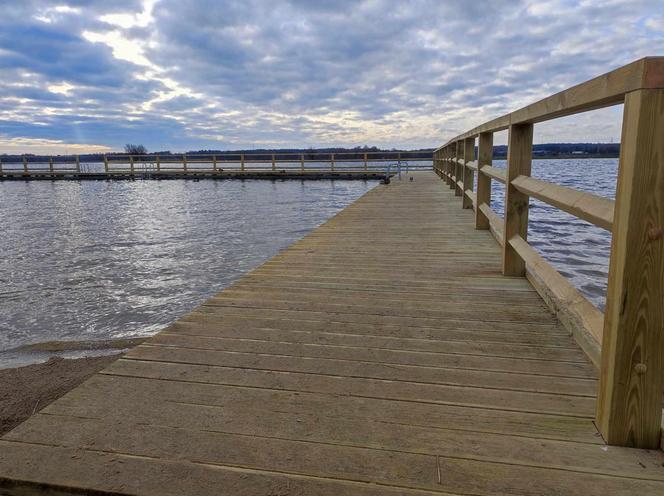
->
<box><xmin>0</xmin><ymin>338</ymin><xmax>146</xmax><ymax>436</ymax></box>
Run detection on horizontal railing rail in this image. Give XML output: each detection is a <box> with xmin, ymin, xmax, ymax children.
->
<box><xmin>1</xmin><ymin>150</ymin><xmax>433</xmax><ymax>176</ymax></box>
<box><xmin>433</xmin><ymin>56</ymin><xmax>664</xmax><ymax>450</ymax></box>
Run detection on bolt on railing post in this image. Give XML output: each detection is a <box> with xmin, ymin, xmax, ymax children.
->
<box><xmin>596</xmin><ymin>87</ymin><xmax>664</xmax><ymax>449</ymax></box>
<box><xmin>475</xmin><ymin>132</ymin><xmax>493</xmax><ymax>229</ymax></box>
<box><xmin>462</xmin><ymin>138</ymin><xmax>475</xmax><ymax>209</ymax></box>
<box><xmin>502</xmin><ymin>122</ymin><xmax>533</xmax><ymax>276</ymax></box>
<box><xmin>271</xmin><ymin>153</ymin><xmax>276</xmax><ymax>171</ymax></box>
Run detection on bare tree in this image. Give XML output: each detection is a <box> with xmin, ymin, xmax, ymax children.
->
<box><xmin>124</xmin><ymin>144</ymin><xmax>147</xmax><ymax>155</ymax></box>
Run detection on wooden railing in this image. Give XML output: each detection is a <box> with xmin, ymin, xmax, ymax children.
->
<box><xmin>102</xmin><ymin>150</ymin><xmax>432</xmax><ymax>173</ymax></box>
<box><xmin>433</xmin><ymin>57</ymin><xmax>664</xmax><ymax>449</ymax></box>
<box><xmin>0</xmin><ymin>151</ymin><xmax>432</xmax><ymax>176</ymax></box>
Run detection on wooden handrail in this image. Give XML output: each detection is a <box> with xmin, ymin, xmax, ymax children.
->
<box><xmin>435</xmin><ymin>57</ymin><xmax>664</xmax><ymax>449</ymax></box>
<box><xmin>438</xmin><ymin>57</ymin><xmax>664</xmax><ymax>146</ymax></box>
<box><xmin>479</xmin><ymin>165</ymin><xmax>506</xmax><ymax>184</ymax></box>
<box><xmin>511</xmin><ymin>175</ymin><xmax>614</xmax><ymax>231</ymax></box>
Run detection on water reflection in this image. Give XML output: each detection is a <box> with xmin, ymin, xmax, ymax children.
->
<box><xmin>0</xmin><ymin>179</ymin><xmax>376</xmax><ymax>360</ymax></box>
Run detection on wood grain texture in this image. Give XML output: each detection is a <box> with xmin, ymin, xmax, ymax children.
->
<box><xmin>1</xmin><ymin>172</ymin><xmax>663</xmax><ymax>495</ymax></box>
<box><xmin>462</xmin><ymin>138</ymin><xmax>475</xmax><ymax>209</ymax></box>
<box><xmin>503</xmin><ymin>123</ymin><xmax>533</xmax><ymax>276</ymax></box>
<box><xmin>597</xmin><ymin>88</ymin><xmax>664</xmax><ymax>448</ymax></box>
<box><xmin>511</xmin><ymin>175</ymin><xmax>614</xmax><ymax>231</ymax></box>
<box><xmin>476</xmin><ymin>132</ymin><xmax>493</xmax><ymax>230</ymax></box>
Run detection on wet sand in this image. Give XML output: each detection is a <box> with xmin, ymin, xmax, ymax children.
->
<box><xmin>0</xmin><ymin>339</ymin><xmax>145</xmax><ymax>436</ymax></box>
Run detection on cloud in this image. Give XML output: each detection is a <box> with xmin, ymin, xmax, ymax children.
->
<box><xmin>0</xmin><ymin>0</ymin><xmax>662</xmax><ymax>153</ymax></box>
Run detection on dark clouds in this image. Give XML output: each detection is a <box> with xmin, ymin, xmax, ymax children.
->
<box><xmin>0</xmin><ymin>0</ymin><xmax>662</xmax><ymax>152</ymax></box>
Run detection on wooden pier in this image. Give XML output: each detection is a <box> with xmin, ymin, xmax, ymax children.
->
<box><xmin>1</xmin><ymin>172</ymin><xmax>663</xmax><ymax>495</ymax></box>
<box><xmin>0</xmin><ymin>58</ymin><xmax>663</xmax><ymax>494</ymax></box>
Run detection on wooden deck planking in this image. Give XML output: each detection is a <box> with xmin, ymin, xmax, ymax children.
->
<box><xmin>1</xmin><ymin>171</ymin><xmax>663</xmax><ymax>495</ymax></box>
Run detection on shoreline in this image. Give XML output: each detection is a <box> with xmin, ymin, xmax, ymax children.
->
<box><xmin>0</xmin><ymin>338</ymin><xmax>145</xmax><ymax>436</ymax></box>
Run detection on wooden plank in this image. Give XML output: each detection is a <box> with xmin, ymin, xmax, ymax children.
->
<box><xmin>503</xmin><ymin>123</ymin><xmax>533</xmax><ymax>276</ymax></box>
<box><xmin>511</xmin><ymin>175</ymin><xmax>614</xmax><ymax>231</ymax></box>
<box><xmin>479</xmin><ymin>203</ymin><xmax>504</xmax><ymax>246</ymax></box>
<box><xmin>444</xmin><ymin>57</ymin><xmax>664</xmax><ymax>143</ymax></box>
<box><xmin>509</xmin><ymin>235</ymin><xmax>603</xmax><ymax>368</ymax></box>
<box><xmin>475</xmin><ymin>132</ymin><xmax>493</xmax><ymax>229</ymax></box>
<box><xmin>597</xmin><ymin>88</ymin><xmax>664</xmax><ymax>448</ymax></box>
<box><xmin>480</xmin><ymin>164</ymin><xmax>506</xmax><ymax>184</ymax></box>
<box><xmin>462</xmin><ymin>138</ymin><xmax>475</xmax><ymax>209</ymax></box>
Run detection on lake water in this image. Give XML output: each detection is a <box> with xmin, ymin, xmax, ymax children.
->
<box><xmin>0</xmin><ymin>179</ymin><xmax>377</xmax><ymax>367</ymax></box>
<box><xmin>0</xmin><ymin>160</ymin><xmax>617</xmax><ymax>367</ymax></box>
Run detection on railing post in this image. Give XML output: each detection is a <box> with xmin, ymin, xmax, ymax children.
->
<box><xmin>454</xmin><ymin>141</ymin><xmax>462</xmax><ymax>195</ymax></box>
<box><xmin>271</xmin><ymin>153</ymin><xmax>276</xmax><ymax>171</ymax></box>
<box><xmin>49</xmin><ymin>157</ymin><xmax>54</xmax><ymax>174</ymax></box>
<box><xmin>155</xmin><ymin>155</ymin><xmax>160</xmax><ymax>172</ymax></box>
<box><xmin>212</xmin><ymin>154</ymin><xmax>217</xmax><ymax>171</ymax></box>
<box><xmin>241</xmin><ymin>153</ymin><xmax>245</xmax><ymax>172</ymax></box>
<box><xmin>23</xmin><ymin>156</ymin><xmax>28</xmax><ymax>174</ymax></box>
<box><xmin>476</xmin><ymin>132</ymin><xmax>493</xmax><ymax>229</ymax></box>
<box><xmin>462</xmin><ymin>137</ymin><xmax>475</xmax><ymax>209</ymax></box>
<box><xmin>502</xmin><ymin>122</ymin><xmax>533</xmax><ymax>276</ymax></box>
<box><xmin>182</xmin><ymin>154</ymin><xmax>187</xmax><ymax>172</ymax></box>
<box><xmin>0</xmin><ymin>158</ymin><xmax>3</xmax><ymax>175</ymax></box>
<box><xmin>300</xmin><ymin>153</ymin><xmax>305</xmax><ymax>172</ymax></box>
<box><xmin>331</xmin><ymin>153</ymin><xmax>335</xmax><ymax>172</ymax></box>
<box><xmin>596</xmin><ymin>88</ymin><xmax>664</xmax><ymax>448</ymax></box>
<box><xmin>449</xmin><ymin>144</ymin><xmax>456</xmax><ymax>190</ymax></box>
<box><xmin>364</xmin><ymin>153</ymin><xmax>368</xmax><ymax>171</ymax></box>
<box><xmin>75</xmin><ymin>155</ymin><xmax>80</xmax><ymax>173</ymax></box>
<box><xmin>103</xmin><ymin>155</ymin><xmax>109</xmax><ymax>173</ymax></box>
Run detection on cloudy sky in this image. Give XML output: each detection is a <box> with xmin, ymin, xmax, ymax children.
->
<box><xmin>0</xmin><ymin>0</ymin><xmax>662</xmax><ymax>154</ymax></box>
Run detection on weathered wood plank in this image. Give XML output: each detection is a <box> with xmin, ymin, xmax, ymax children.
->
<box><xmin>597</xmin><ymin>88</ymin><xmax>664</xmax><ymax>448</ymax></box>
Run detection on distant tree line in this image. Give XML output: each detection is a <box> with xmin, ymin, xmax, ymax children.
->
<box><xmin>1</xmin><ymin>143</ymin><xmax>621</xmax><ymax>162</ymax></box>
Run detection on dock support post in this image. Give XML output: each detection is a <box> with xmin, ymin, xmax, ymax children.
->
<box><xmin>103</xmin><ymin>155</ymin><xmax>109</xmax><ymax>173</ymax></box>
<box><xmin>462</xmin><ymin>138</ymin><xmax>475</xmax><ymax>209</ymax></box>
<box><xmin>596</xmin><ymin>88</ymin><xmax>664</xmax><ymax>449</ymax></box>
<box><xmin>241</xmin><ymin>153</ymin><xmax>245</xmax><ymax>172</ymax></box>
<box><xmin>454</xmin><ymin>141</ymin><xmax>462</xmax><ymax>195</ymax></box>
<box><xmin>449</xmin><ymin>144</ymin><xmax>457</xmax><ymax>190</ymax></box>
<box><xmin>476</xmin><ymin>132</ymin><xmax>493</xmax><ymax>229</ymax></box>
<box><xmin>23</xmin><ymin>156</ymin><xmax>28</xmax><ymax>174</ymax></box>
<box><xmin>272</xmin><ymin>153</ymin><xmax>276</xmax><ymax>171</ymax></box>
<box><xmin>502</xmin><ymin>123</ymin><xmax>533</xmax><ymax>276</ymax></box>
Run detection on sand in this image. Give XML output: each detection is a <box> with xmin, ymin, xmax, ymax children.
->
<box><xmin>0</xmin><ymin>354</ymin><xmax>120</xmax><ymax>436</ymax></box>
